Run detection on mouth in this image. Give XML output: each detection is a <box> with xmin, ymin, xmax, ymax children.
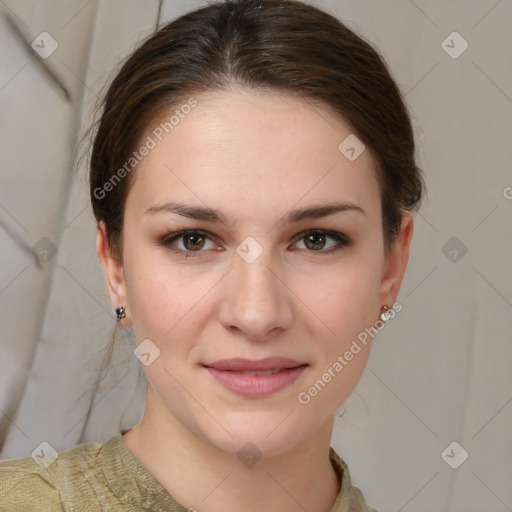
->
<box><xmin>233</xmin><ymin>368</ymin><xmax>285</xmax><ymax>376</ymax></box>
<box><xmin>202</xmin><ymin>357</ymin><xmax>309</xmax><ymax>398</ymax></box>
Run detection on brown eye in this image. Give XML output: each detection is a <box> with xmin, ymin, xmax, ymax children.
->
<box><xmin>304</xmin><ymin>232</ymin><xmax>327</xmax><ymax>251</ymax></box>
<box><xmin>293</xmin><ymin>230</ymin><xmax>350</xmax><ymax>254</ymax></box>
<box><xmin>183</xmin><ymin>233</ymin><xmax>206</xmax><ymax>251</ymax></box>
<box><xmin>159</xmin><ymin>230</ymin><xmax>216</xmax><ymax>257</ymax></box>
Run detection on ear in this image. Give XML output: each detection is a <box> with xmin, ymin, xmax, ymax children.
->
<box><xmin>378</xmin><ymin>212</ymin><xmax>414</xmax><ymax>308</ymax></box>
<box><xmin>96</xmin><ymin>221</ymin><xmax>132</xmax><ymax>325</ymax></box>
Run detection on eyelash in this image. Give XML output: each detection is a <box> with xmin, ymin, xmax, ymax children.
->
<box><xmin>157</xmin><ymin>229</ymin><xmax>351</xmax><ymax>258</ymax></box>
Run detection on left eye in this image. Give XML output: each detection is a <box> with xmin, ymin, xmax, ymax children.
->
<box><xmin>158</xmin><ymin>229</ymin><xmax>350</xmax><ymax>258</ymax></box>
<box><xmin>293</xmin><ymin>230</ymin><xmax>350</xmax><ymax>253</ymax></box>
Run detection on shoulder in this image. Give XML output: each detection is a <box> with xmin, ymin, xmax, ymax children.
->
<box><xmin>0</xmin><ymin>454</ymin><xmax>63</xmax><ymax>511</ymax></box>
<box><xmin>0</xmin><ymin>438</ymin><xmax>106</xmax><ymax>512</ymax></box>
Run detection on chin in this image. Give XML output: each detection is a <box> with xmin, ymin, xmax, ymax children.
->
<box><xmin>194</xmin><ymin>408</ymin><xmax>313</xmax><ymax>460</ymax></box>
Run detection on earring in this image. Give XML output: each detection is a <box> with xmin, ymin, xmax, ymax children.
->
<box><xmin>380</xmin><ymin>305</ymin><xmax>393</xmax><ymax>323</ymax></box>
<box><xmin>115</xmin><ymin>306</ymin><xmax>126</xmax><ymax>321</ymax></box>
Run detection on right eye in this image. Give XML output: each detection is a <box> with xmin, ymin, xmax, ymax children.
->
<box><xmin>158</xmin><ymin>230</ymin><xmax>218</xmax><ymax>258</ymax></box>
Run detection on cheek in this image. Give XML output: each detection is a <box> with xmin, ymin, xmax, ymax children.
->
<box><xmin>311</xmin><ymin>256</ymin><xmax>382</xmax><ymax>403</ymax></box>
<box><xmin>311</xmin><ymin>255</ymin><xmax>382</xmax><ymax>339</ymax></box>
<box><xmin>297</xmin><ymin>271</ymin><xmax>379</xmax><ymax>413</ymax></box>
<box><xmin>122</xmin><ymin>242</ymin><xmax>221</xmax><ymax>341</ymax></box>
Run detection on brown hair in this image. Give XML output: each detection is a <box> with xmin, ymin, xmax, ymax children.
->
<box><xmin>89</xmin><ymin>0</ymin><xmax>424</xmax><ymax>261</ymax></box>
<box><xmin>83</xmin><ymin>0</ymin><xmax>424</xmax><ymax>430</ymax></box>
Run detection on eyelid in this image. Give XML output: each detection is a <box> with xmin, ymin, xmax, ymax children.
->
<box><xmin>292</xmin><ymin>229</ymin><xmax>350</xmax><ymax>246</ymax></box>
<box><xmin>158</xmin><ymin>228</ymin><xmax>351</xmax><ymax>257</ymax></box>
<box><xmin>158</xmin><ymin>229</ymin><xmax>218</xmax><ymax>254</ymax></box>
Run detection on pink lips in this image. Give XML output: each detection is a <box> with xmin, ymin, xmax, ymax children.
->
<box><xmin>203</xmin><ymin>357</ymin><xmax>308</xmax><ymax>398</ymax></box>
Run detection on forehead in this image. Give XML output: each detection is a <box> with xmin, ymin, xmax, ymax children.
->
<box><xmin>127</xmin><ymin>89</ymin><xmax>381</xmax><ymax>221</ymax></box>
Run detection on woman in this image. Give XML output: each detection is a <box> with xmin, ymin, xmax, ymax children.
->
<box><xmin>0</xmin><ymin>0</ymin><xmax>423</xmax><ymax>510</ymax></box>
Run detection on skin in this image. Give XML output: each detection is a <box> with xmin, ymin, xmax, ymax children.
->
<box><xmin>96</xmin><ymin>87</ymin><xmax>413</xmax><ymax>512</ymax></box>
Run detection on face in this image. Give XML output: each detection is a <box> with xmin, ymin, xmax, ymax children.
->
<box><xmin>98</xmin><ymin>88</ymin><xmax>413</xmax><ymax>457</ymax></box>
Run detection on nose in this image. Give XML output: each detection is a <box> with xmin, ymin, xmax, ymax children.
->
<box><xmin>218</xmin><ymin>247</ymin><xmax>294</xmax><ymax>342</ymax></box>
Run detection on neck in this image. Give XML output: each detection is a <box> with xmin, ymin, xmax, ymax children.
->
<box><xmin>122</xmin><ymin>385</ymin><xmax>341</xmax><ymax>512</ymax></box>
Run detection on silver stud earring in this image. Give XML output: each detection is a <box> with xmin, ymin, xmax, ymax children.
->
<box><xmin>115</xmin><ymin>306</ymin><xmax>126</xmax><ymax>321</ymax></box>
<box><xmin>380</xmin><ymin>305</ymin><xmax>393</xmax><ymax>323</ymax></box>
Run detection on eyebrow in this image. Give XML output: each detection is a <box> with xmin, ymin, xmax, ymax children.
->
<box><xmin>144</xmin><ymin>201</ymin><xmax>366</xmax><ymax>225</ymax></box>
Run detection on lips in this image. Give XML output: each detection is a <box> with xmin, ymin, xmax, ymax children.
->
<box><xmin>202</xmin><ymin>357</ymin><xmax>306</xmax><ymax>372</ymax></box>
<box><xmin>202</xmin><ymin>357</ymin><xmax>308</xmax><ymax>398</ymax></box>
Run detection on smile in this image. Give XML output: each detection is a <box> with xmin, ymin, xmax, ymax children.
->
<box><xmin>202</xmin><ymin>358</ymin><xmax>308</xmax><ymax>398</ymax></box>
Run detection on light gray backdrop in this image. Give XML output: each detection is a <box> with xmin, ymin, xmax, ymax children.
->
<box><xmin>1</xmin><ymin>1</ymin><xmax>511</xmax><ymax>511</ymax></box>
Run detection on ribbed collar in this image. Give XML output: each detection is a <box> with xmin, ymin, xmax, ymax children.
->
<box><xmin>99</xmin><ymin>432</ymin><xmax>355</xmax><ymax>511</ymax></box>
